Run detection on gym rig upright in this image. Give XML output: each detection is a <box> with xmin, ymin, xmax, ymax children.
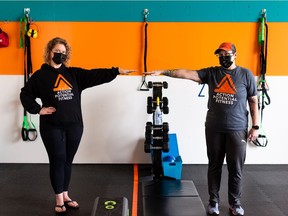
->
<box><xmin>144</xmin><ymin>81</ymin><xmax>170</xmax><ymax>180</ymax></box>
<box><xmin>142</xmin><ymin>81</ymin><xmax>206</xmax><ymax>216</ymax></box>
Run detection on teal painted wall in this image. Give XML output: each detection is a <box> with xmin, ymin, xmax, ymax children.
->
<box><xmin>0</xmin><ymin>1</ymin><xmax>287</xmax><ymax>22</ymax></box>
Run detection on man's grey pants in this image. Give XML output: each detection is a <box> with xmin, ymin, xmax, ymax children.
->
<box><xmin>205</xmin><ymin>127</ymin><xmax>247</xmax><ymax>206</ymax></box>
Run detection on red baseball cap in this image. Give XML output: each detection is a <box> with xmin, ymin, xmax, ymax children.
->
<box><xmin>214</xmin><ymin>42</ymin><xmax>236</xmax><ymax>54</ymax></box>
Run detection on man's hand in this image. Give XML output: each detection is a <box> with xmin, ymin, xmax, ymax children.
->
<box><xmin>143</xmin><ymin>70</ymin><xmax>164</xmax><ymax>76</ymax></box>
<box><xmin>248</xmin><ymin>128</ymin><xmax>259</xmax><ymax>142</ymax></box>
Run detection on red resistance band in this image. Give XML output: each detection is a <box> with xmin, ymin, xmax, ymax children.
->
<box><xmin>0</xmin><ymin>28</ymin><xmax>9</xmax><ymax>47</ymax></box>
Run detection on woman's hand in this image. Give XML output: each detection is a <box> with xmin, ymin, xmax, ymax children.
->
<box><xmin>39</xmin><ymin>107</ymin><xmax>56</xmax><ymax>115</ymax></box>
<box><xmin>118</xmin><ymin>68</ymin><xmax>136</xmax><ymax>75</ymax></box>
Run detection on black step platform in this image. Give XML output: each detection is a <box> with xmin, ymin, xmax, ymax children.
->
<box><xmin>91</xmin><ymin>197</ymin><xmax>129</xmax><ymax>216</ymax></box>
<box><xmin>142</xmin><ymin>180</ymin><xmax>206</xmax><ymax>216</ymax></box>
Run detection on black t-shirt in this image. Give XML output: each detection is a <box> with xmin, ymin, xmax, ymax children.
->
<box><xmin>197</xmin><ymin>66</ymin><xmax>257</xmax><ymax>132</ymax></box>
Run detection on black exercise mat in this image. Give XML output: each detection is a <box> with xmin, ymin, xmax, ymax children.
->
<box><xmin>0</xmin><ymin>164</ymin><xmax>134</xmax><ymax>216</ymax></box>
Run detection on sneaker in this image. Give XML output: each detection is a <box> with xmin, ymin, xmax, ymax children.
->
<box><xmin>207</xmin><ymin>201</ymin><xmax>219</xmax><ymax>215</ymax></box>
<box><xmin>229</xmin><ymin>205</ymin><xmax>244</xmax><ymax>216</ymax></box>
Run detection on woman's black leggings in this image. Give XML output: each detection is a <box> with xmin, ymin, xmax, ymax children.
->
<box><xmin>40</xmin><ymin>124</ymin><xmax>83</xmax><ymax>194</ymax></box>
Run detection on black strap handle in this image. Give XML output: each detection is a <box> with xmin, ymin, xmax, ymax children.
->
<box><xmin>22</xmin><ymin>128</ymin><xmax>38</xmax><ymax>141</ymax></box>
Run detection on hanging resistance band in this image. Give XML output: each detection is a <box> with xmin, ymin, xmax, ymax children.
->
<box><xmin>252</xmin><ymin>9</ymin><xmax>270</xmax><ymax>147</ymax></box>
<box><xmin>138</xmin><ymin>9</ymin><xmax>150</xmax><ymax>91</ymax></box>
<box><xmin>20</xmin><ymin>13</ymin><xmax>38</xmax><ymax>141</ymax></box>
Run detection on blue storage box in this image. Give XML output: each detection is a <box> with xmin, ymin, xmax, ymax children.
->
<box><xmin>162</xmin><ymin>133</ymin><xmax>183</xmax><ymax>180</ymax></box>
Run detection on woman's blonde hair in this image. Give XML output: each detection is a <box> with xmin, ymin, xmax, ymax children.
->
<box><xmin>43</xmin><ymin>37</ymin><xmax>71</xmax><ymax>65</ymax></box>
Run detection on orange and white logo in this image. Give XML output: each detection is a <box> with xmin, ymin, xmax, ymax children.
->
<box><xmin>53</xmin><ymin>74</ymin><xmax>74</xmax><ymax>101</ymax></box>
<box><xmin>213</xmin><ymin>74</ymin><xmax>237</xmax><ymax>105</ymax></box>
<box><xmin>214</xmin><ymin>74</ymin><xmax>237</xmax><ymax>94</ymax></box>
<box><xmin>53</xmin><ymin>74</ymin><xmax>73</xmax><ymax>92</ymax></box>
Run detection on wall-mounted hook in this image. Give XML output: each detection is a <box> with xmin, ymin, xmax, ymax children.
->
<box><xmin>261</xmin><ymin>9</ymin><xmax>267</xmax><ymax>19</ymax></box>
<box><xmin>143</xmin><ymin>9</ymin><xmax>149</xmax><ymax>22</ymax></box>
<box><xmin>24</xmin><ymin>8</ymin><xmax>30</xmax><ymax>16</ymax></box>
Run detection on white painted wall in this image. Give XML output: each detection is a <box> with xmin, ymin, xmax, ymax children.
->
<box><xmin>0</xmin><ymin>75</ymin><xmax>286</xmax><ymax>164</ymax></box>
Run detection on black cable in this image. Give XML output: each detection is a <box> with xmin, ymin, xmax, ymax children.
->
<box><xmin>144</xmin><ymin>22</ymin><xmax>148</xmax><ymax>73</ymax></box>
<box><xmin>139</xmin><ymin>19</ymin><xmax>149</xmax><ymax>91</ymax></box>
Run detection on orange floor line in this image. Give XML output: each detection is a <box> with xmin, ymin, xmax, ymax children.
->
<box><xmin>132</xmin><ymin>164</ymin><xmax>139</xmax><ymax>216</ymax></box>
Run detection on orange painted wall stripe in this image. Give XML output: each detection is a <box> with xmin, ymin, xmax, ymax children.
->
<box><xmin>132</xmin><ymin>164</ymin><xmax>138</xmax><ymax>216</ymax></box>
<box><xmin>0</xmin><ymin>22</ymin><xmax>287</xmax><ymax>76</ymax></box>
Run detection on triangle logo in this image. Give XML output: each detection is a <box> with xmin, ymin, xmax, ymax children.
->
<box><xmin>53</xmin><ymin>74</ymin><xmax>73</xmax><ymax>91</ymax></box>
<box><xmin>214</xmin><ymin>74</ymin><xmax>237</xmax><ymax>94</ymax></box>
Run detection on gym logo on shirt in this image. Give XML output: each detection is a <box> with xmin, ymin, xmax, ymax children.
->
<box><xmin>213</xmin><ymin>74</ymin><xmax>237</xmax><ymax>105</ymax></box>
<box><xmin>53</xmin><ymin>74</ymin><xmax>74</xmax><ymax>101</ymax></box>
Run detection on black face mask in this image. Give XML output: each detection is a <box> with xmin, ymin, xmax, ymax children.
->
<box><xmin>219</xmin><ymin>56</ymin><xmax>233</xmax><ymax>68</ymax></box>
<box><xmin>52</xmin><ymin>52</ymin><xmax>67</xmax><ymax>65</ymax></box>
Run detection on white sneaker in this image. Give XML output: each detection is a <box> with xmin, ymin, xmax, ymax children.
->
<box><xmin>229</xmin><ymin>205</ymin><xmax>244</xmax><ymax>216</ymax></box>
<box><xmin>207</xmin><ymin>201</ymin><xmax>219</xmax><ymax>215</ymax></box>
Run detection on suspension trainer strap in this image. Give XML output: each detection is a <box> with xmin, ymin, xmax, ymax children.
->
<box><xmin>139</xmin><ymin>9</ymin><xmax>149</xmax><ymax>91</ymax></box>
<box><xmin>21</xmin><ymin>15</ymin><xmax>38</xmax><ymax>141</ymax></box>
<box><xmin>252</xmin><ymin>10</ymin><xmax>270</xmax><ymax>147</ymax></box>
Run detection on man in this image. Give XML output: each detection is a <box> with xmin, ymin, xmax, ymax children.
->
<box><xmin>144</xmin><ymin>42</ymin><xmax>259</xmax><ymax>216</ymax></box>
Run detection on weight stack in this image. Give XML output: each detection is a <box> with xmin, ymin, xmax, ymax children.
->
<box><xmin>91</xmin><ymin>197</ymin><xmax>129</xmax><ymax>216</ymax></box>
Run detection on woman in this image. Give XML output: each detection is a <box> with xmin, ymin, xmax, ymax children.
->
<box><xmin>20</xmin><ymin>37</ymin><xmax>133</xmax><ymax>214</ymax></box>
